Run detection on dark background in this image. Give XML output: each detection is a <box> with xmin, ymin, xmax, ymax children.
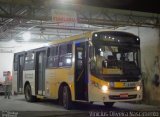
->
<box><xmin>77</xmin><ymin>0</ymin><xmax>160</xmax><ymax>13</ymax></box>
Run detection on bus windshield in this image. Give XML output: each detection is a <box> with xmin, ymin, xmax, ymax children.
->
<box><xmin>91</xmin><ymin>32</ymin><xmax>141</xmax><ymax>77</ymax></box>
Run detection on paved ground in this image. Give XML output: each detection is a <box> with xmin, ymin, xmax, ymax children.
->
<box><xmin>0</xmin><ymin>95</ymin><xmax>160</xmax><ymax>117</ymax></box>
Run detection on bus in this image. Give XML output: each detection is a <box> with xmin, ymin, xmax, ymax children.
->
<box><xmin>12</xmin><ymin>30</ymin><xmax>143</xmax><ymax>109</ymax></box>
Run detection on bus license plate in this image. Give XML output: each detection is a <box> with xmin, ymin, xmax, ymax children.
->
<box><xmin>120</xmin><ymin>93</ymin><xmax>128</xmax><ymax>98</ymax></box>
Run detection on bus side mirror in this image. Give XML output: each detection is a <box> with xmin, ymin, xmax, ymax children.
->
<box><xmin>89</xmin><ymin>58</ymin><xmax>96</xmax><ymax>70</ymax></box>
<box><xmin>103</xmin><ymin>60</ymin><xmax>108</xmax><ymax>68</ymax></box>
<box><xmin>89</xmin><ymin>46</ymin><xmax>94</xmax><ymax>58</ymax></box>
<box><xmin>89</xmin><ymin>58</ymin><xmax>94</xmax><ymax>64</ymax></box>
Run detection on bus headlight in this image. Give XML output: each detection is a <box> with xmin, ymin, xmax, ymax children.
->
<box><xmin>136</xmin><ymin>80</ymin><xmax>142</xmax><ymax>91</ymax></box>
<box><xmin>136</xmin><ymin>86</ymin><xmax>141</xmax><ymax>91</ymax></box>
<box><xmin>101</xmin><ymin>85</ymin><xmax>108</xmax><ymax>93</ymax></box>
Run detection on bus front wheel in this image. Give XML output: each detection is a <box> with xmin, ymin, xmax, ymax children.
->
<box><xmin>104</xmin><ymin>102</ymin><xmax>114</xmax><ymax>107</ymax></box>
<box><xmin>24</xmin><ymin>84</ymin><xmax>36</xmax><ymax>102</ymax></box>
<box><xmin>62</xmin><ymin>86</ymin><xmax>72</xmax><ymax>110</ymax></box>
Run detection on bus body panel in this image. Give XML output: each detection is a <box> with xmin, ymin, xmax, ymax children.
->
<box><xmin>45</xmin><ymin>42</ymin><xmax>75</xmax><ymax>100</ymax></box>
<box><xmin>45</xmin><ymin>68</ymin><xmax>75</xmax><ymax>100</ymax></box>
<box><xmin>23</xmin><ymin>70</ymin><xmax>35</xmax><ymax>95</ymax></box>
<box><xmin>56</xmin><ymin>68</ymin><xmax>75</xmax><ymax>100</ymax></box>
<box><xmin>45</xmin><ymin>69</ymin><xmax>56</xmax><ymax>98</ymax></box>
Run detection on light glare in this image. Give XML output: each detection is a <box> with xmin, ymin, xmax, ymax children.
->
<box><xmin>66</xmin><ymin>59</ymin><xmax>71</xmax><ymax>64</ymax></box>
<box><xmin>101</xmin><ymin>85</ymin><xmax>108</xmax><ymax>93</ymax></box>
<box><xmin>136</xmin><ymin>86</ymin><xmax>140</xmax><ymax>91</ymax></box>
<box><xmin>22</xmin><ymin>31</ymin><xmax>31</xmax><ymax>41</ymax></box>
<box><xmin>95</xmin><ymin>34</ymin><xmax>98</xmax><ymax>37</ymax></box>
<box><xmin>44</xmin><ymin>43</ymin><xmax>49</xmax><ymax>47</ymax></box>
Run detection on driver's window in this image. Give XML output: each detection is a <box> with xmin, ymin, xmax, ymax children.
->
<box><xmin>103</xmin><ymin>51</ymin><xmax>113</xmax><ymax>59</ymax></box>
<box><xmin>100</xmin><ymin>51</ymin><xmax>103</xmax><ymax>56</ymax></box>
<box><xmin>116</xmin><ymin>53</ymin><xmax>121</xmax><ymax>60</ymax></box>
<box><xmin>77</xmin><ymin>51</ymin><xmax>83</xmax><ymax>69</ymax></box>
<box><xmin>128</xmin><ymin>52</ymin><xmax>134</xmax><ymax>61</ymax></box>
<box><xmin>124</xmin><ymin>52</ymin><xmax>134</xmax><ymax>61</ymax></box>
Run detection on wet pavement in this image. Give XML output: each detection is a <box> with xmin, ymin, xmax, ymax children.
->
<box><xmin>0</xmin><ymin>95</ymin><xmax>159</xmax><ymax>117</ymax></box>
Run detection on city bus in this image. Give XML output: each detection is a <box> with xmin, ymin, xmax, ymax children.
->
<box><xmin>13</xmin><ymin>30</ymin><xmax>143</xmax><ymax>109</ymax></box>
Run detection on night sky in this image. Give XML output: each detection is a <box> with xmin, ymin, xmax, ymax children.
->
<box><xmin>77</xmin><ymin>0</ymin><xmax>160</xmax><ymax>13</ymax></box>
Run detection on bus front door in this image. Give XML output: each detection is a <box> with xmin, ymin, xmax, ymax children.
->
<box><xmin>36</xmin><ymin>51</ymin><xmax>46</xmax><ymax>96</ymax></box>
<box><xmin>75</xmin><ymin>42</ymin><xmax>88</xmax><ymax>101</ymax></box>
<box><xmin>17</xmin><ymin>54</ymin><xmax>25</xmax><ymax>93</ymax></box>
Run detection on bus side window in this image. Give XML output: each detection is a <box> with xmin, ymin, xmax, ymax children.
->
<box><xmin>59</xmin><ymin>43</ymin><xmax>72</xmax><ymax>67</ymax></box>
<box><xmin>24</xmin><ymin>52</ymin><xmax>35</xmax><ymax>70</ymax></box>
<box><xmin>47</xmin><ymin>46</ymin><xmax>59</xmax><ymax>68</ymax></box>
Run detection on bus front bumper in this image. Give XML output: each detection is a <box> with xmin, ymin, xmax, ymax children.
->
<box><xmin>89</xmin><ymin>88</ymin><xmax>143</xmax><ymax>102</ymax></box>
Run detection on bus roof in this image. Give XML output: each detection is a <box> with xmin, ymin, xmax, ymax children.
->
<box><xmin>92</xmin><ymin>30</ymin><xmax>139</xmax><ymax>38</ymax></box>
<box><xmin>48</xmin><ymin>30</ymin><xmax>139</xmax><ymax>46</ymax></box>
<box><xmin>14</xmin><ymin>30</ymin><xmax>139</xmax><ymax>54</ymax></box>
<box><xmin>49</xmin><ymin>32</ymin><xmax>92</xmax><ymax>46</ymax></box>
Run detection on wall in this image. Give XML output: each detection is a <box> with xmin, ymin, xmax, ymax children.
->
<box><xmin>121</xmin><ymin>27</ymin><xmax>159</xmax><ymax>72</ymax></box>
<box><xmin>0</xmin><ymin>53</ymin><xmax>13</xmax><ymax>82</ymax></box>
<box><xmin>139</xmin><ymin>28</ymin><xmax>160</xmax><ymax>105</ymax></box>
<box><xmin>0</xmin><ymin>42</ymin><xmax>45</xmax><ymax>82</ymax></box>
<box><xmin>119</xmin><ymin>27</ymin><xmax>160</xmax><ymax>105</ymax></box>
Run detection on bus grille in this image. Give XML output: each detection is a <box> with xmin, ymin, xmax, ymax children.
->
<box><xmin>109</xmin><ymin>87</ymin><xmax>136</xmax><ymax>90</ymax></box>
<box><xmin>109</xmin><ymin>94</ymin><xmax>137</xmax><ymax>100</ymax></box>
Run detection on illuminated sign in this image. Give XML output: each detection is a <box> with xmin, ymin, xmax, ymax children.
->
<box><xmin>102</xmin><ymin>38</ymin><xmax>115</xmax><ymax>42</ymax></box>
<box><xmin>52</xmin><ymin>9</ymin><xmax>77</xmax><ymax>23</ymax></box>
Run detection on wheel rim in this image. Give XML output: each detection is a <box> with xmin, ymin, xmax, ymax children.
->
<box><xmin>25</xmin><ymin>86</ymin><xmax>31</xmax><ymax>101</ymax></box>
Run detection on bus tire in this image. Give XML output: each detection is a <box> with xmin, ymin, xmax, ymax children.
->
<box><xmin>104</xmin><ymin>102</ymin><xmax>114</xmax><ymax>107</ymax></box>
<box><xmin>58</xmin><ymin>86</ymin><xmax>63</xmax><ymax>105</ymax></box>
<box><xmin>62</xmin><ymin>86</ymin><xmax>72</xmax><ymax>110</ymax></box>
<box><xmin>24</xmin><ymin>84</ymin><xmax>36</xmax><ymax>102</ymax></box>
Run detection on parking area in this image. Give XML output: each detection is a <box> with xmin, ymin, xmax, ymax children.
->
<box><xmin>0</xmin><ymin>95</ymin><xmax>160</xmax><ymax>117</ymax></box>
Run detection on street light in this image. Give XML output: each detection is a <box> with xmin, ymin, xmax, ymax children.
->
<box><xmin>22</xmin><ymin>31</ymin><xmax>31</xmax><ymax>41</ymax></box>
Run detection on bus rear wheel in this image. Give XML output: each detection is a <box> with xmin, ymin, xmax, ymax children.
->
<box><xmin>24</xmin><ymin>84</ymin><xmax>36</xmax><ymax>102</ymax></box>
<box><xmin>104</xmin><ymin>102</ymin><xmax>114</xmax><ymax>107</ymax></box>
<box><xmin>62</xmin><ymin>86</ymin><xmax>72</xmax><ymax>110</ymax></box>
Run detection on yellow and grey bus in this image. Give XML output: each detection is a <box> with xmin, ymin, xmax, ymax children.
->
<box><xmin>13</xmin><ymin>30</ymin><xmax>143</xmax><ymax>109</ymax></box>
